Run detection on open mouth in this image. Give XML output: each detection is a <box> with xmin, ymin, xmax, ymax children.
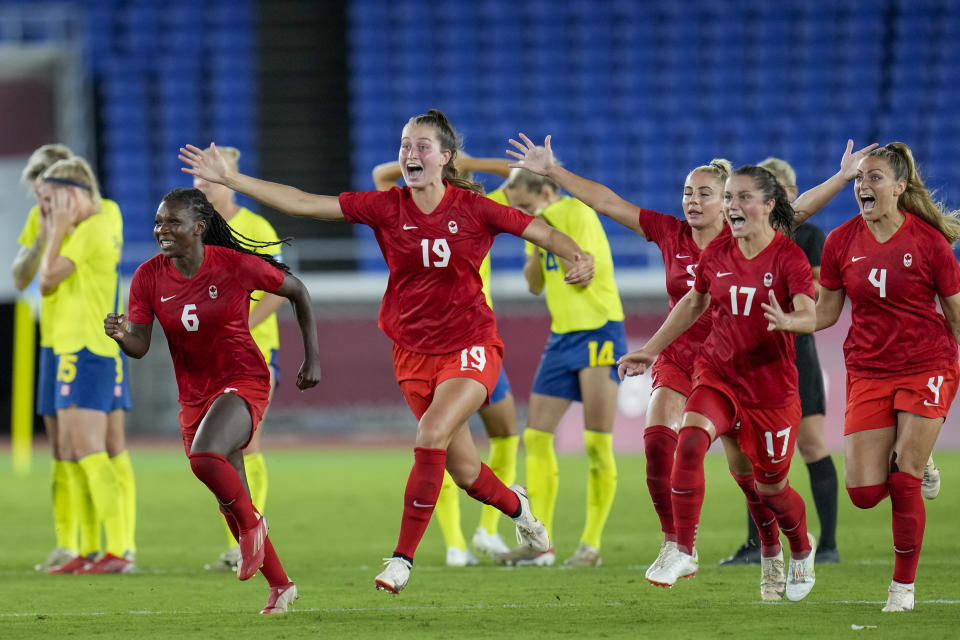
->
<box><xmin>406</xmin><ymin>163</ymin><xmax>423</xmax><ymax>180</ymax></box>
<box><xmin>727</xmin><ymin>213</ymin><xmax>746</xmax><ymax>229</ymax></box>
<box><xmin>159</xmin><ymin>239</ymin><xmax>175</xmax><ymax>249</ymax></box>
<box><xmin>860</xmin><ymin>195</ymin><xmax>876</xmax><ymax>211</ymax></box>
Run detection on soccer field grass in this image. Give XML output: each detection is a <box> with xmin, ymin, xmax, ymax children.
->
<box><xmin>2</xmin><ymin>447</ymin><xmax>958</xmax><ymax>639</ymax></box>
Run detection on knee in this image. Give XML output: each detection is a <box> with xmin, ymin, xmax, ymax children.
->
<box><xmin>415</xmin><ymin>419</ymin><xmax>448</xmax><ymax>449</ymax></box>
<box><xmin>847</xmin><ymin>483</ymin><xmax>889</xmax><ymax>509</ymax></box>
<box><xmin>523</xmin><ymin>427</ymin><xmax>553</xmax><ymax>454</ymax></box>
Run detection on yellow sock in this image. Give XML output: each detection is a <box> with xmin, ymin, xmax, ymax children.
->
<box><xmin>479</xmin><ymin>435</ymin><xmax>518</xmax><ymax>535</ymax></box>
<box><xmin>581</xmin><ymin>430</ymin><xmax>617</xmax><ymax>549</ymax></box>
<box><xmin>244</xmin><ymin>453</ymin><xmax>268</xmax><ymax>514</ymax></box>
<box><xmin>110</xmin><ymin>450</ymin><xmax>137</xmax><ymax>554</ymax></box>
<box><xmin>52</xmin><ymin>460</ymin><xmax>79</xmax><ymax>552</ymax></box>
<box><xmin>434</xmin><ymin>470</ymin><xmax>466</xmax><ymax>550</ymax></box>
<box><xmin>78</xmin><ymin>452</ymin><xmax>126</xmax><ymax>557</ymax></box>
<box><xmin>523</xmin><ymin>428</ymin><xmax>558</xmax><ymax>539</ymax></box>
<box><xmin>71</xmin><ymin>462</ymin><xmax>100</xmax><ymax>557</ymax></box>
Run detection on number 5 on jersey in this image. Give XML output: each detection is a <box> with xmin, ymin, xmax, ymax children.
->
<box><xmin>181</xmin><ymin>303</ymin><xmax>200</xmax><ymax>332</ymax></box>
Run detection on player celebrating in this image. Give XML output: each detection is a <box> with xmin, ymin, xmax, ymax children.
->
<box><xmin>618</xmin><ymin>166</ymin><xmax>818</xmax><ymax>602</ymax></box>
<box><xmin>179</xmin><ymin>108</ymin><xmax>594</xmax><ymax>594</ymax></box>
<box><xmin>194</xmin><ymin>145</ymin><xmax>286</xmax><ymax>573</ymax></box>
<box><xmin>815</xmin><ymin>142</ymin><xmax>960</xmax><ymax>612</ymax></box>
<box><xmin>104</xmin><ymin>187</ymin><xmax>321</xmax><ymax>614</ymax></box>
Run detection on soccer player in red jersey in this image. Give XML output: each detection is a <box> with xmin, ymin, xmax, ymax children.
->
<box><xmin>816</xmin><ymin>142</ymin><xmax>960</xmax><ymax>612</ymax></box>
<box><xmin>104</xmin><ymin>187</ymin><xmax>321</xmax><ymax>614</ymax></box>
<box><xmin>179</xmin><ymin>109</ymin><xmax>594</xmax><ymax>594</ymax></box>
<box><xmin>618</xmin><ymin>166</ymin><xmax>819</xmax><ymax>601</ymax></box>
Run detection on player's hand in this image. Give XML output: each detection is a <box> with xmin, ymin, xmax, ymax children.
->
<box><xmin>104</xmin><ymin>312</ymin><xmax>126</xmax><ymax>340</ymax></box>
<box><xmin>50</xmin><ymin>187</ymin><xmax>80</xmax><ymax>230</ymax></box>
<box><xmin>296</xmin><ymin>355</ymin><xmax>321</xmax><ymax>390</ymax></box>
<box><xmin>507</xmin><ymin>134</ymin><xmax>556</xmax><ymax>175</ymax></box>
<box><xmin>839</xmin><ymin>139</ymin><xmax>879</xmax><ymax>181</ymax></box>
<box><xmin>761</xmin><ymin>290</ymin><xmax>791</xmax><ymax>332</ymax></box>
<box><xmin>179</xmin><ymin>143</ymin><xmax>230</xmax><ymax>185</ymax></box>
<box><xmin>563</xmin><ymin>252</ymin><xmax>594</xmax><ymax>286</ymax></box>
<box><xmin>617</xmin><ymin>349</ymin><xmax>655</xmax><ymax>380</ymax></box>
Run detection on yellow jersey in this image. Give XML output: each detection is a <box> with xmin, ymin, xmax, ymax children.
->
<box><xmin>50</xmin><ymin>199</ymin><xmax>124</xmax><ymax>357</ymax></box>
<box><xmin>225</xmin><ymin>206</ymin><xmax>282</xmax><ymax>359</ymax></box>
<box><xmin>18</xmin><ymin>205</ymin><xmax>58</xmax><ymax>347</ymax></box>
<box><xmin>525</xmin><ymin>197</ymin><xmax>624</xmax><ymax>333</ymax></box>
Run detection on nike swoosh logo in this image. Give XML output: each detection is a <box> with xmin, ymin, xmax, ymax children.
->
<box><xmin>770</xmin><ymin>457</ymin><xmax>786</xmax><ymax>463</ymax></box>
<box><xmin>412</xmin><ymin>500</ymin><xmax>434</xmax><ymax>508</ymax></box>
<box><xmin>160</xmin><ymin>295</ymin><xmax>176</xmax><ymax>302</ymax></box>
<box><xmin>764</xmin><ymin>471</ymin><xmax>780</xmax><ymax>477</ymax></box>
<box><xmin>717</xmin><ymin>272</ymin><xmax>733</xmax><ymax>277</ymax></box>
<box><xmin>851</xmin><ymin>256</ymin><xmax>867</xmax><ymax>262</ymax></box>
<box><xmin>675</xmin><ymin>254</ymin><xmax>691</xmax><ymax>259</ymax></box>
<box><xmin>923</xmin><ymin>400</ymin><xmax>939</xmax><ymax>406</ymax></box>
<box><xmin>403</xmin><ymin>224</ymin><xmax>418</xmax><ymax>230</ymax></box>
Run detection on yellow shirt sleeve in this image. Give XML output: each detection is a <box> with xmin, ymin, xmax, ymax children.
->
<box><xmin>227</xmin><ymin>207</ymin><xmax>282</xmax><ymax>359</ymax></box>
<box><xmin>480</xmin><ymin>190</ymin><xmax>512</xmax><ymax>309</ymax></box>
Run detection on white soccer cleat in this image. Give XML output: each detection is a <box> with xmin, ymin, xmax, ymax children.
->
<box><xmin>445</xmin><ymin>547</ymin><xmax>479</xmax><ymax>567</ymax></box>
<box><xmin>922</xmin><ymin>457</ymin><xmax>940</xmax><ymax>500</ymax></box>
<box><xmin>35</xmin><ymin>547</ymin><xmax>78</xmax><ymax>573</ymax></box>
<box><xmin>260</xmin><ymin>581</ymin><xmax>298</xmax><ymax>614</ymax></box>
<box><xmin>647</xmin><ymin>548</ymin><xmax>698</xmax><ymax>587</ymax></box>
<box><xmin>509</xmin><ymin>485</ymin><xmax>550</xmax><ymax>553</ymax></box>
<box><xmin>375</xmin><ymin>557</ymin><xmax>412</xmax><ymax>594</ymax></box>
<box><xmin>204</xmin><ymin>545</ymin><xmax>241</xmax><ymax>572</ymax></box>
<box><xmin>760</xmin><ymin>551</ymin><xmax>786</xmax><ymax>601</ymax></box>
<box><xmin>496</xmin><ymin>544</ymin><xmax>555</xmax><ymax>567</ymax></box>
<box><xmin>563</xmin><ymin>543</ymin><xmax>602</xmax><ymax>567</ymax></box>
<box><xmin>472</xmin><ymin>527</ymin><xmax>510</xmax><ymax>558</ymax></box>
<box><xmin>785</xmin><ymin>533</ymin><xmax>817</xmax><ymax>601</ymax></box>
<box><xmin>645</xmin><ymin>541</ymin><xmax>678</xmax><ymax>580</ymax></box>
<box><xmin>881</xmin><ymin>580</ymin><xmax>915</xmax><ymax>612</ymax></box>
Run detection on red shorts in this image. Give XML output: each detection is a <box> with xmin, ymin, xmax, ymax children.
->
<box><xmin>177</xmin><ymin>381</ymin><xmax>271</xmax><ymax>456</ymax></box>
<box><xmin>651</xmin><ymin>356</ymin><xmax>694</xmax><ymax>397</ymax></box>
<box><xmin>393</xmin><ymin>338</ymin><xmax>504</xmax><ymax>420</ymax></box>
<box><xmin>844</xmin><ymin>364</ymin><xmax>960</xmax><ymax>435</ymax></box>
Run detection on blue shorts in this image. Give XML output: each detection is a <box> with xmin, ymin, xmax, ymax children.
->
<box><xmin>55</xmin><ymin>348</ymin><xmax>132</xmax><ymax>413</ymax></box>
<box><xmin>489</xmin><ymin>367</ymin><xmax>512</xmax><ymax>404</ymax></box>
<box><xmin>267</xmin><ymin>348</ymin><xmax>280</xmax><ymax>385</ymax></box>
<box><xmin>531</xmin><ymin>320</ymin><xmax>626</xmax><ymax>402</ymax></box>
<box><xmin>36</xmin><ymin>346</ymin><xmax>57</xmax><ymax>417</ymax></box>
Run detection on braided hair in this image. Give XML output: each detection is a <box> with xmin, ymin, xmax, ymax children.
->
<box><xmin>161</xmin><ymin>187</ymin><xmax>291</xmax><ymax>274</ymax></box>
<box><xmin>407</xmin><ymin>109</ymin><xmax>485</xmax><ymax>195</ymax></box>
<box><xmin>731</xmin><ymin>165</ymin><xmax>795</xmax><ymax>234</ymax></box>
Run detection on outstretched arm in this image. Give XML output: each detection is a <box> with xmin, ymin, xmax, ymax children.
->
<box><xmin>520</xmin><ymin>217</ymin><xmax>594</xmax><ymax>286</ymax></box>
<box><xmin>618</xmin><ymin>289</ymin><xmax>710</xmax><ymax>378</ymax></box>
<box><xmin>792</xmin><ymin>139</ymin><xmax>878</xmax><ymax>226</ymax></box>
<box><xmin>507</xmin><ymin>133</ymin><xmax>646</xmax><ymax>237</ymax></box>
<box><xmin>814</xmin><ymin>287</ymin><xmax>845</xmax><ymax>331</ymax></box>
<box><xmin>180</xmin><ymin>144</ymin><xmax>345</xmax><ymax>221</ymax></box>
<box><xmin>273</xmin><ymin>273</ymin><xmax>321</xmax><ymax>390</ymax></box>
<box><xmin>104</xmin><ymin>313</ymin><xmax>153</xmax><ymax>359</ymax></box>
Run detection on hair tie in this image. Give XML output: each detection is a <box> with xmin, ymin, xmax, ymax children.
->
<box><xmin>42</xmin><ymin>176</ymin><xmax>92</xmax><ymax>191</ymax></box>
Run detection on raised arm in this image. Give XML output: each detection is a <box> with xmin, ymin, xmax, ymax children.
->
<box><xmin>37</xmin><ymin>189</ymin><xmax>80</xmax><ymax>295</ymax></box>
<box><xmin>520</xmin><ymin>216</ymin><xmax>594</xmax><ymax>286</ymax></box>
<box><xmin>814</xmin><ymin>286</ymin><xmax>846</xmax><ymax>331</ymax></box>
<box><xmin>273</xmin><ymin>272</ymin><xmax>321</xmax><ymax>390</ymax></box>
<box><xmin>180</xmin><ymin>144</ymin><xmax>345</xmax><ymax>221</ymax></box>
<box><xmin>618</xmin><ymin>288</ymin><xmax>711</xmax><ymax>378</ymax></box>
<box><xmin>792</xmin><ymin>139</ymin><xmax>878</xmax><ymax>226</ymax></box>
<box><xmin>507</xmin><ymin>134</ymin><xmax>645</xmax><ymax>236</ymax></box>
<box><xmin>104</xmin><ymin>313</ymin><xmax>153</xmax><ymax>359</ymax></box>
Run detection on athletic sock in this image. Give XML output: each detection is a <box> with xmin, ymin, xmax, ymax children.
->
<box><xmin>888</xmin><ymin>471</ymin><xmax>925</xmax><ymax>584</ymax></box>
<box><xmin>110</xmin><ymin>450</ymin><xmax>137</xmax><ymax>554</ymax></box>
<box><xmin>807</xmin><ymin>455</ymin><xmax>838</xmax><ymax>550</ymax></box>
<box><xmin>244</xmin><ymin>452</ymin><xmax>268</xmax><ymax>513</ymax></box>
<box><xmin>671</xmin><ymin>428</ymin><xmax>711</xmax><ymax>555</ymax></box>
<box><xmin>434</xmin><ymin>470</ymin><xmax>466</xmax><ymax>550</ymax></box>
<box><xmin>72</xmin><ymin>461</ymin><xmax>100</xmax><ymax>557</ymax></box>
<box><xmin>52</xmin><ymin>460</ymin><xmax>79</xmax><ymax>552</ymax></box>
<box><xmin>220</xmin><ymin>505</ymin><xmax>288</xmax><ymax>587</ymax></box>
<box><xmin>522</xmin><ymin>428</ymin><xmax>558</xmax><ymax>538</ymax></box>
<box><xmin>581</xmin><ymin>430</ymin><xmax>617</xmax><ymax>549</ymax></box>
<box><xmin>731</xmin><ymin>472</ymin><xmax>781</xmax><ymax>556</ymax></box>
<box><xmin>479</xmin><ymin>435</ymin><xmax>518</xmax><ymax>535</ymax></box>
<box><xmin>643</xmin><ymin>425</ymin><xmax>678</xmax><ymax>541</ymax></box>
<box><xmin>188</xmin><ymin>452</ymin><xmax>259</xmax><ymax>530</ymax></box>
<box><xmin>77</xmin><ymin>452</ymin><xmax>126</xmax><ymax>557</ymax></box>
<box><xmin>466</xmin><ymin>462</ymin><xmax>521</xmax><ymax>515</ymax></box>
<box><xmin>759</xmin><ymin>482</ymin><xmax>811</xmax><ymax>557</ymax></box>
<box><xmin>746</xmin><ymin>507</ymin><xmax>760</xmax><ymax>545</ymax></box>
<box><xmin>393</xmin><ymin>447</ymin><xmax>447</xmax><ymax>561</ymax></box>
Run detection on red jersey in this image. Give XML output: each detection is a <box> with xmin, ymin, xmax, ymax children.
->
<box><xmin>693</xmin><ymin>232</ymin><xmax>815</xmax><ymax>408</ymax></box>
<box><xmin>340</xmin><ymin>184</ymin><xmax>533</xmax><ymax>354</ymax></box>
<box><xmin>638</xmin><ymin>208</ymin><xmax>717</xmax><ymax>373</ymax></box>
<box><xmin>127</xmin><ymin>245</ymin><xmax>285</xmax><ymax>405</ymax></box>
<box><xmin>820</xmin><ymin>212</ymin><xmax>960</xmax><ymax>378</ymax></box>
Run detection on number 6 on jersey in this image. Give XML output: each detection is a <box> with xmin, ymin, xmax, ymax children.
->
<box><xmin>181</xmin><ymin>303</ymin><xmax>200</xmax><ymax>332</ymax></box>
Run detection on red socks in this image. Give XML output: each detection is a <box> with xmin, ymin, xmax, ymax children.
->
<box><xmin>466</xmin><ymin>463</ymin><xmax>520</xmax><ymax>516</ymax></box>
<box><xmin>220</xmin><ymin>505</ymin><xmax>288</xmax><ymax>587</ymax></box>
<box><xmin>888</xmin><ymin>471</ymin><xmax>925</xmax><ymax>584</ymax></box>
<box><xmin>189</xmin><ymin>452</ymin><xmax>258</xmax><ymax>530</ymax></box>
<box><xmin>759</xmin><ymin>483</ymin><xmax>811</xmax><ymax>557</ymax></box>
<box><xmin>847</xmin><ymin>482</ymin><xmax>889</xmax><ymax>509</ymax></box>
<box><xmin>644</xmin><ymin>426</ymin><xmax>678</xmax><ymax>541</ymax></box>
<box><xmin>670</xmin><ymin>428</ymin><xmax>711</xmax><ymax>555</ymax></box>
<box><xmin>731</xmin><ymin>472</ymin><xmax>781</xmax><ymax>556</ymax></box>
<box><xmin>394</xmin><ymin>447</ymin><xmax>447</xmax><ymax>561</ymax></box>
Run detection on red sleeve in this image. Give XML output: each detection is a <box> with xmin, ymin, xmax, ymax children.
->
<box><xmin>236</xmin><ymin>251</ymin><xmax>286</xmax><ymax>293</ymax></box>
<box><xmin>637</xmin><ymin>208</ymin><xmax>676</xmax><ymax>245</ymax></box>
<box><xmin>819</xmin><ymin>230</ymin><xmax>843</xmax><ymax>291</ymax></box>
<box><xmin>338</xmin><ymin>189</ymin><xmax>391</xmax><ymax>226</ymax></box>
<box><xmin>931</xmin><ymin>236</ymin><xmax>960</xmax><ymax>298</ymax></box>
<box><xmin>692</xmin><ymin>248</ymin><xmax>713</xmax><ymax>294</ymax></box>
<box><xmin>477</xmin><ymin>195</ymin><xmax>534</xmax><ymax>237</ymax></box>
<box><xmin>127</xmin><ymin>262</ymin><xmax>155</xmax><ymax>325</ymax></box>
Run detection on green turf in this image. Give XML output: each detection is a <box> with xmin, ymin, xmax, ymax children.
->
<box><xmin>1</xmin><ymin>447</ymin><xmax>958</xmax><ymax>638</ymax></box>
